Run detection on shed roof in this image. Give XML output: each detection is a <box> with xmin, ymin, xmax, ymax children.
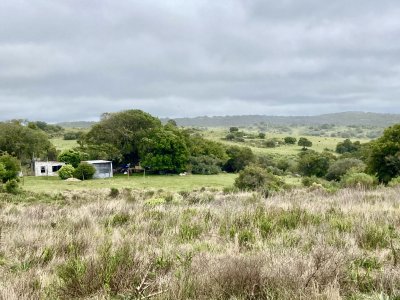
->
<box><xmin>84</xmin><ymin>160</ymin><xmax>112</xmax><ymax>164</ymax></box>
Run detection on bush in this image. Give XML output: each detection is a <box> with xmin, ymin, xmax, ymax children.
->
<box><xmin>341</xmin><ymin>172</ymin><xmax>377</xmax><ymax>189</ymax></box>
<box><xmin>109</xmin><ymin>187</ymin><xmax>119</xmax><ymax>198</ymax></box>
<box><xmin>298</xmin><ymin>137</ymin><xmax>312</xmax><ymax>149</ymax></box>
<box><xmin>0</xmin><ymin>153</ymin><xmax>20</xmax><ymax>183</ymax></box>
<box><xmin>297</xmin><ymin>150</ymin><xmax>332</xmax><ymax>177</ymax></box>
<box><xmin>234</xmin><ymin>165</ymin><xmax>283</xmax><ymax>193</ymax></box>
<box><xmin>284</xmin><ymin>136</ymin><xmax>297</xmax><ymax>144</ymax></box>
<box><xmin>325</xmin><ymin>158</ymin><xmax>366</xmax><ymax>181</ymax></box>
<box><xmin>388</xmin><ymin>176</ymin><xmax>400</xmax><ymax>187</ymax></box>
<box><xmin>73</xmin><ymin>162</ymin><xmax>96</xmax><ymax>180</ymax></box>
<box><xmin>224</xmin><ymin>146</ymin><xmax>255</xmax><ymax>173</ymax></box>
<box><xmin>4</xmin><ymin>179</ymin><xmax>20</xmax><ymax>194</ymax></box>
<box><xmin>189</xmin><ymin>155</ymin><xmax>222</xmax><ymax>175</ymax></box>
<box><xmin>58</xmin><ymin>165</ymin><xmax>75</xmax><ymax>180</ymax></box>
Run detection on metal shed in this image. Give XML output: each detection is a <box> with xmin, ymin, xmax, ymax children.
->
<box><xmin>84</xmin><ymin>160</ymin><xmax>113</xmax><ymax>179</ymax></box>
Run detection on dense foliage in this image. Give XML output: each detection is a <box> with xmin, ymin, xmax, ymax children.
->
<box><xmin>0</xmin><ymin>121</ymin><xmax>57</xmax><ymax>161</ymax></box>
<box><xmin>139</xmin><ymin>128</ymin><xmax>189</xmax><ymax>173</ymax></box>
<box><xmin>58</xmin><ymin>165</ymin><xmax>76</xmax><ymax>180</ymax></box>
<box><xmin>326</xmin><ymin>158</ymin><xmax>366</xmax><ymax>181</ymax></box>
<box><xmin>73</xmin><ymin>162</ymin><xmax>96</xmax><ymax>180</ymax></box>
<box><xmin>298</xmin><ymin>137</ymin><xmax>312</xmax><ymax>149</ymax></box>
<box><xmin>58</xmin><ymin>149</ymin><xmax>85</xmax><ymax>168</ymax></box>
<box><xmin>224</xmin><ymin>146</ymin><xmax>255</xmax><ymax>172</ymax></box>
<box><xmin>0</xmin><ymin>153</ymin><xmax>21</xmax><ymax>183</ymax></box>
<box><xmin>297</xmin><ymin>150</ymin><xmax>333</xmax><ymax>177</ymax></box>
<box><xmin>367</xmin><ymin>124</ymin><xmax>400</xmax><ymax>183</ymax></box>
<box><xmin>234</xmin><ymin>165</ymin><xmax>283</xmax><ymax>192</ymax></box>
<box><xmin>336</xmin><ymin>139</ymin><xmax>361</xmax><ymax>154</ymax></box>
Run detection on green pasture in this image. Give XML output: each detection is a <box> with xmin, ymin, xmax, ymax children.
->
<box><xmin>21</xmin><ymin>173</ymin><xmax>237</xmax><ymax>193</ymax></box>
<box><xmin>202</xmin><ymin>128</ymin><xmax>370</xmax><ymax>157</ymax></box>
<box><xmin>51</xmin><ymin>138</ymin><xmax>79</xmax><ymax>151</ymax></box>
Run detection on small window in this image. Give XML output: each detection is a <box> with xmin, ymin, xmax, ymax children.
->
<box><xmin>41</xmin><ymin>166</ymin><xmax>46</xmax><ymax>174</ymax></box>
<box><xmin>52</xmin><ymin>165</ymin><xmax>62</xmax><ymax>172</ymax></box>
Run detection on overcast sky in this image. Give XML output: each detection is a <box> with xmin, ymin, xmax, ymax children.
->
<box><xmin>1</xmin><ymin>0</ymin><xmax>400</xmax><ymax>122</ymax></box>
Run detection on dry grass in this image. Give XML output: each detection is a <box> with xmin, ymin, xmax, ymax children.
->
<box><xmin>1</xmin><ymin>187</ymin><xmax>400</xmax><ymax>299</ymax></box>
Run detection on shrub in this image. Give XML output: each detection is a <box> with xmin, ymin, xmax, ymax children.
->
<box><xmin>224</xmin><ymin>146</ymin><xmax>255</xmax><ymax>173</ymax></box>
<box><xmin>357</xmin><ymin>225</ymin><xmax>390</xmax><ymax>249</ymax></box>
<box><xmin>341</xmin><ymin>172</ymin><xmax>377</xmax><ymax>189</ymax></box>
<box><xmin>326</xmin><ymin>158</ymin><xmax>366</xmax><ymax>181</ymax></box>
<box><xmin>73</xmin><ymin>162</ymin><xmax>96</xmax><ymax>180</ymax></box>
<box><xmin>58</xmin><ymin>165</ymin><xmax>75</xmax><ymax>180</ymax></box>
<box><xmin>298</xmin><ymin>137</ymin><xmax>312</xmax><ymax>149</ymax></box>
<box><xmin>388</xmin><ymin>176</ymin><xmax>400</xmax><ymax>187</ymax></box>
<box><xmin>189</xmin><ymin>155</ymin><xmax>222</xmax><ymax>175</ymax></box>
<box><xmin>109</xmin><ymin>187</ymin><xmax>119</xmax><ymax>198</ymax></box>
<box><xmin>234</xmin><ymin>165</ymin><xmax>283</xmax><ymax>193</ymax></box>
<box><xmin>110</xmin><ymin>213</ymin><xmax>129</xmax><ymax>227</ymax></box>
<box><xmin>297</xmin><ymin>150</ymin><xmax>332</xmax><ymax>177</ymax></box>
<box><xmin>0</xmin><ymin>153</ymin><xmax>20</xmax><ymax>183</ymax></box>
<box><xmin>258</xmin><ymin>132</ymin><xmax>266</xmax><ymax>139</ymax></box>
<box><xmin>284</xmin><ymin>136</ymin><xmax>297</xmax><ymax>144</ymax></box>
<box><xmin>264</xmin><ymin>140</ymin><xmax>276</xmax><ymax>148</ymax></box>
<box><xmin>4</xmin><ymin>179</ymin><xmax>20</xmax><ymax>194</ymax></box>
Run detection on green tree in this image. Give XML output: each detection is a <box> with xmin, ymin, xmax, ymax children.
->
<box><xmin>298</xmin><ymin>137</ymin><xmax>312</xmax><ymax>150</ymax></box>
<box><xmin>58</xmin><ymin>150</ymin><xmax>83</xmax><ymax>168</ymax></box>
<box><xmin>284</xmin><ymin>136</ymin><xmax>297</xmax><ymax>144</ymax></box>
<box><xmin>297</xmin><ymin>150</ymin><xmax>332</xmax><ymax>177</ymax></box>
<box><xmin>224</xmin><ymin>146</ymin><xmax>255</xmax><ymax>172</ymax></box>
<box><xmin>83</xmin><ymin>109</ymin><xmax>162</xmax><ymax>163</ymax></box>
<box><xmin>367</xmin><ymin>124</ymin><xmax>400</xmax><ymax>183</ymax></box>
<box><xmin>0</xmin><ymin>121</ymin><xmax>57</xmax><ymax>161</ymax></box>
<box><xmin>139</xmin><ymin>128</ymin><xmax>189</xmax><ymax>173</ymax></box>
<box><xmin>336</xmin><ymin>139</ymin><xmax>361</xmax><ymax>154</ymax></box>
<box><xmin>73</xmin><ymin>162</ymin><xmax>96</xmax><ymax>180</ymax></box>
<box><xmin>0</xmin><ymin>153</ymin><xmax>21</xmax><ymax>183</ymax></box>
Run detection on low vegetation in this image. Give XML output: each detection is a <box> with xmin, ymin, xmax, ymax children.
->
<box><xmin>1</xmin><ymin>187</ymin><xmax>400</xmax><ymax>299</ymax></box>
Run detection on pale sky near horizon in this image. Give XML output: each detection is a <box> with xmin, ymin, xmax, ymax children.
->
<box><xmin>1</xmin><ymin>0</ymin><xmax>400</xmax><ymax>122</ymax></box>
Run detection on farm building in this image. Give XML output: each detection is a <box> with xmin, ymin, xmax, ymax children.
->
<box><xmin>33</xmin><ymin>161</ymin><xmax>65</xmax><ymax>177</ymax></box>
<box><xmin>84</xmin><ymin>160</ymin><xmax>113</xmax><ymax>179</ymax></box>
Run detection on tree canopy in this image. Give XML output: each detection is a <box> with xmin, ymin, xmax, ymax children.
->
<box><xmin>367</xmin><ymin>124</ymin><xmax>400</xmax><ymax>183</ymax></box>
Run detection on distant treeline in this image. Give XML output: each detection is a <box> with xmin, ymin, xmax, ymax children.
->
<box><xmin>162</xmin><ymin>112</ymin><xmax>400</xmax><ymax>127</ymax></box>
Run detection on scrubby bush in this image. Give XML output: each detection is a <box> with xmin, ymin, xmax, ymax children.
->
<box><xmin>109</xmin><ymin>187</ymin><xmax>119</xmax><ymax>198</ymax></box>
<box><xmin>189</xmin><ymin>155</ymin><xmax>222</xmax><ymax>175</ymax></box>
<box><xmin>224</xmin><ymin>146</ymin><xmax>255</xmax><ymax>173</ymax></box>
<box><xmin>297</xmin><ymin>150</ymin><xmax>333</xmax><ymax>177</ymax></box>
<box><xmin>4</xmin><ymin>179</ymin><xmax>20</xmax><ymax>194</ymax></box>
<box><xmin>341</xmin><ymin>172</ymin><xmax>377</xmax><ymax>189</ymax></box>
<box><xmin>0</xmin><ymin>153</ymin><xmax>20</xmax><ymax>183</ymax></box>
<box><xmin>284</xmin><ymin>136</ymin><xmax>297</xmax><ymax>144</ymax></box>
<box><xmin>234</xmin><ymin>165</ymin><xmax>283</xmax><ymax>193</ymax></box>
<box><xmin>73</xmin><ymin>162</ymin><xmax>96</xmax><ymax>180</ymax></box>
<box><xmin>58</xmin><ymin>165</ymin><xmax>75</xmax><ymax>180</ymax></box>
<box><xmin>326</xmin><ymin>158</ymin><xmax>366</xmax><ymax>181</ymax></box>
<box><xmin>388</xmin><ymin>176</ymin><xmax>400</xmax><ymax>187</ymax></box>
<box><xmin>336</xmin><ymin>139</ymin><xmax>361</xmax><ymax>154</ymax></box>
<box><xmin>258</xmin><ymin>132</ymin><xmax>266</xmax><ymax>139</ymax></box>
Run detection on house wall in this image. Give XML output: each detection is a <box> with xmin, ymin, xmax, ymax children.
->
<box><xmin>34</xmin><ymin>162</ymin><xmax>65</xmax><ymax>177</ymax></box>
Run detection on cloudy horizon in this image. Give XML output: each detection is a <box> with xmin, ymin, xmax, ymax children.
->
<box><xmin>1</xmin><ymin>0</ymin><xmax>400</xmax><ymax>122</ymax></box>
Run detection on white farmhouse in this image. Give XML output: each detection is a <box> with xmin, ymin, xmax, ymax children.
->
<box><xmin>33</xmin><ymin>161</ymin><xmax>65</xmax><ymax>177</ymax></box>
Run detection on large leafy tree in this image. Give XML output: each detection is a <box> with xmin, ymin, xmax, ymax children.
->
<box><xmin>297</xmin><ymin>150</ymin><xmax>333</xmax><ymax>177</ymax></box>
<box><xmin>0</xmin><ymin>121</ymin><xmax>57</xmax><ymax>162</ymax></box>
<box><xmin>223</xmin><ymin>146</ymin><xmax>255</xmax><ymax>173</ymax></box>
<box><xmin>82</xmin><ymin>110</ymin><xmax>162</xmax><ymax>163</ymax></box>
<box><xmin>367</xmin><ymin>124</ymin><xmax>400</xmax><ymax>183</ymax></box>
<box><xmin>139</xmin><ymin>128</ymin><xmax>189</xmax><ymax>173</ymax></box>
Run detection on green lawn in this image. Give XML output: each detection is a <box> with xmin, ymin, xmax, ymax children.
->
<box><xmin>50</xmin><ymin>138</ymin><xmax>79</xmax><ymax>151</ymax></box>
<box><xmin>21</xmin><ymin>173</ymin><xmax>237</xmax><ymax>193</ymax></box>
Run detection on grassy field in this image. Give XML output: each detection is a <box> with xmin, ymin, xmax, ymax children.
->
<box><xmin>202</xmin><ymin>128</ymin><xmax>370</xmax><ymax>157</ymax></box>
<box><xmin>21</xmin><ymin>173</ymin><xmax>237</xmax><ymax>193</ymax></box>
<box><xmin>1</xmin><ymin>187</ymin><xmax>400</xmax><ymax>299</ymax></box>
<box><xmin>50</xmin><ymin>138</ymin><xmax>79</xmax><ymax>151</ymax></box>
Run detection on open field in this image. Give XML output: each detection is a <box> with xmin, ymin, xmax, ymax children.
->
<box><xmin>200</xmin><ymin>128</ymin><xmax>371</xmax><ymax>157</ymax></box>
<box><xmin>21</xmin><ymin>174</ymin><xmax>237</xmax><ymax>193</ymax></box>
<box><xmin>1</xmin><ymin>187</ymin><xmax>400</xmax><ymax>299</ymax></box>
<box><xmin>50</xmin><ymin>138</ymin><xmax>79</xmax><ymax>151</ymax></box>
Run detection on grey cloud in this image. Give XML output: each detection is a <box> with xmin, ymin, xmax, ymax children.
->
<box><xmin>1</xmin><ymin>0</ymin><xmax>400</xmax><ymax>122</ymax></box>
